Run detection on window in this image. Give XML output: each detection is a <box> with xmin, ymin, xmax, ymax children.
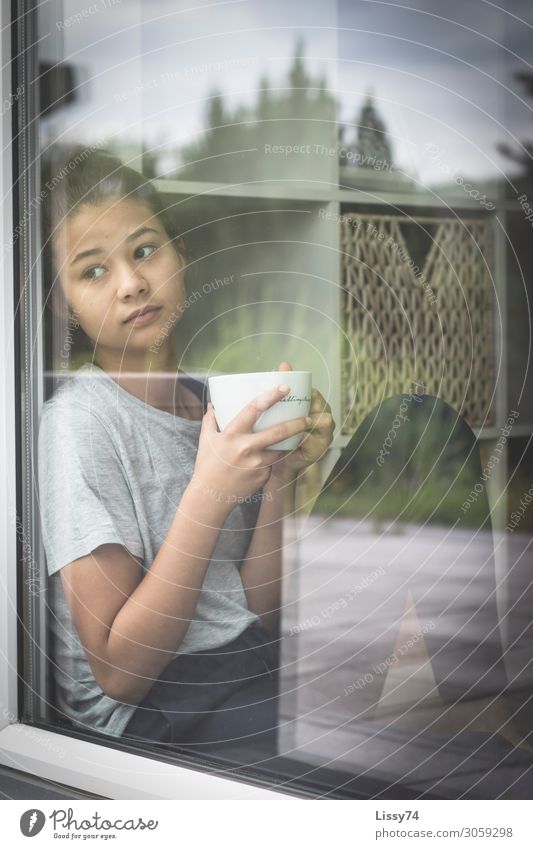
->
<box><xmin>3</xmin><ymin>0</ymin><xmax>533</xmax><ymax>800</ymax></box>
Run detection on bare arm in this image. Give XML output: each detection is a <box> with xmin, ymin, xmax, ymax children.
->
<box><xmin>241</xmin><ymin>361</ymin><xmax>335</xmax><ymax>612</ymax></box>
<box><xmin>59</xmin><ymin>384</ymin><xmax>308</xmax><ymax>706</ymax></box>
<box><xmin>61</xmin><ymin>484</ymin><xmax>233</xmax><ymax>706</ymax></box>
<box><xmin>239</xmin><ymin>460</ymin><xmax>326</xmax><ymax>633</ymax></box>
<box><xmin>239</xmin><ymin>475</ymin><xmax>297</xmax><ymax>633</ymax></box>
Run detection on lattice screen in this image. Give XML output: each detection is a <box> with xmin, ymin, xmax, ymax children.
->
<box><xmin>340</xmin><ymin>213</ymin><xmax>495</xmax><ymax>434</ymax></box>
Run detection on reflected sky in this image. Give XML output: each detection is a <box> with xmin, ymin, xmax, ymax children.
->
<box><xmin>39</xmin><ymin>0</ymin><xmax>533</xmax><ymax>184</ymax></box>
<box><xmin>40</xmin><ymin>0</ymin><xmax>336</xmax><ymax>163</ymax></box>
<box><xmin>338</xmin><ymin>0</ymin><xmax>533</xmax><ymax>185</ymax></box>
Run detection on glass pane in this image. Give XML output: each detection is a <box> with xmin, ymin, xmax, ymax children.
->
<box><xmin>19</xmin><ymin>0</ymin><xmax>533</xmax><ymax>800</ymax></box>
<box><xmin>139</xmin><ymin>2</ymin><xmax>337</xmax><ymax>185</ymax></box>
<box><xmin>502</xmin><ymin>9</ymin><xmax>533</xmax><ymax>201</ymax></box>
<box><xmin>41</xmin><ymin>0</ymin><xmax>337</xmax><ymax>186</ymax></box>
<box><xmin>337</xmin><ymin>0</ymin><xmax>509</xmax><ymax>204</ymax></box>
<box><xmin>506</xmin><ymin>211</ymin><xmax>533</xmax><ymax>425</ymax></box>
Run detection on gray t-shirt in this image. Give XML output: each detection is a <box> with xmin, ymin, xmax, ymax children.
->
<box><xmin>38</xmin><ymin>363</ymin><xmax>262</xmax><ymax>738</ymax></box>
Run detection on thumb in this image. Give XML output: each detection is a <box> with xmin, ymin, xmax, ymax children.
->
<box><xmin>202</xmin><ymin>402</ymin><xmax>219</xmax><ymax>434</ymax></box>
<box><xmin>277</xmin><ymin>361</ymin><xmax>293</xmax><ymax>372</ymax></box>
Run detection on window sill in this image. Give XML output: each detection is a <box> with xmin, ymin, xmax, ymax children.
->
<box><xmin>0</xmin><ymin>724</ymin><xmax>288</xmax><ymax>800</ymax></box>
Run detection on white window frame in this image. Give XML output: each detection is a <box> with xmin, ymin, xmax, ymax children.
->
<box><xmin>0</xmin><ymin>0</ymin><xmax>288</xmax><ymax>801</ymax></box>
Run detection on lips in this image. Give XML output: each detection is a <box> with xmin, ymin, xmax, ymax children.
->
<box><xmin>123</xmin><ymin>306</ymin><xmax>162</xmax><ymax>325</ymax></box>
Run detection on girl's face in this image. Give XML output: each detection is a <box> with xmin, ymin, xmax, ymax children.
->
<box><xmin>53</xmin><ymin>196</ymin><xmax>186</xmax><ymax>367</ymax></box>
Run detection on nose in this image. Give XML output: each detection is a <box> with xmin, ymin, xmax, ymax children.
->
<box><xmin>116</xmin><ymin>262</ymin><xmax>150</xmax><ymax>300</ymax></box>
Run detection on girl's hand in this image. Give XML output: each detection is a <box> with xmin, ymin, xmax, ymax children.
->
<box><xmin>268</xmin><ymin>362</ymin><xmax>336</xmax><ymax>483</ymax></box>
<box><xmin>191</xmin><ymin>383</ymin><xmax>309</xmax><ymax>508</ymax></box>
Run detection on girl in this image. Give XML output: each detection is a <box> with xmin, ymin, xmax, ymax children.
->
<box><xmin>38</xmin><ymin>144</ymin><xmax>334</xmax><ymax>756</ymax></box>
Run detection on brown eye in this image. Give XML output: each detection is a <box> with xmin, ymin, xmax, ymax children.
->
<box><xmin>82</xmin><ymin>265</ymin><xmax>105</xmax><ymax>281</ymax></box>
<box><xmin>134</xmin><ymin>244</ymin><xmax>157</xmax><ymax>260</ymax></box>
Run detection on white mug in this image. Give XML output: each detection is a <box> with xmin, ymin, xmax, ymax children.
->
<box><xmin>207</xmin><ymin>371</ymin><xmax>312</xmax><ymax>450</ymax></box>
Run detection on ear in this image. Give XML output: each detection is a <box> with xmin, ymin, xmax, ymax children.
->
<box><xmin>47</xmin><ymin>282</ymin><xmax>72</xmax><ymax>323</ymax></box>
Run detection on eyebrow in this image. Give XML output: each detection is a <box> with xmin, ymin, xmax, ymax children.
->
<box><xmin>70</xmin><ymin>226</ymin><xmax>161</xmax><ymax>267</ymax></box>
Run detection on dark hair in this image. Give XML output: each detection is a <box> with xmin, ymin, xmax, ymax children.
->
<box><xmin>41</xmin><ymin>143</ymin><xmax>184</xmax><ymax>316</ymax></box>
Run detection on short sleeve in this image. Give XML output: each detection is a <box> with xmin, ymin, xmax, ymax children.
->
<box><xmin>38</xmin><ymin>399</ymin><xmax>144</xmax><ymax>575</ymax></box>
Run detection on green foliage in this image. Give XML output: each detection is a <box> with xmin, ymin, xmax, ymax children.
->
<box><xmin>176</xmin><ymin>40</ymin><xmax>337</xmax><ymax>182</ymax></box>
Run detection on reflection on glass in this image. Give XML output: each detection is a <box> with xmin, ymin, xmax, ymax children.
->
<box><xmin>336</xmin><ymin>0</ymin><xmax>523</xmax><ymax>201</ymax></box>
<box><xmin>279</xmin><ymin>395</ymin><xmax>527</xmax><ymax>794</ymax></box>
<box><xmin>155</xmin><ymin>39</ymin><xmax>336</xmax><ymax>184</ymax></box>
<box><xmin>36</xmin><ymin>146</ymin><xmax>533</xmax><ymax>800</ymax></box>
<box><xmin>29</xmin><ymin>0</ymin><xmax>533</xmax><ymax>801</ymax></box>
<box><xmin>39</xmin><ymin>1</ymin><xmax>337</xmax><ymax>187</ymax></box>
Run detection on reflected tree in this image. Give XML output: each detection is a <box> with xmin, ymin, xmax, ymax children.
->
<box><xmin>174</xmin><ymin>38</ymin><xmax>336</xmax><ymax>182</ymax></box>
<box><xmin>497</xmin><ymin>71</ymin><xmax>533</xmax><ymax>179</ymax></box>
<box><xmin>341</xmin><ymin>92</ymin><xmax>395</xmax><ymax>170</ymax></box>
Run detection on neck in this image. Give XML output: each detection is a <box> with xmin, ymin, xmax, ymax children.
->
<box><xmin>91</xmin><ymin>339</ymin><xmax>201</xmax><ymax>418</ymax></box>
<box><xmin>93</xmin><ymin>339</ymin><xmax>178</xmax><ymax>375</ymax></box>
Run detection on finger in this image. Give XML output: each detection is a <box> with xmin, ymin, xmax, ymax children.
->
<box><xmin>224</xmin><ymin>384</ymin><xmax>291</xmax><ymax>435</ymax></box>
<box><xmin>306</xmin><ymin>409</ymin><xmax>335</xmax><ymax>434</ymax></box>
<box><xmin>257</xmin><ymin>450</ymin><xmax>285</xmax><ymax>466</ymax></box>
<box><xmin>277</xmin><ymin>361</ymin><xmax>293</xmax><ymax>371</ymax></box>
<box><xmin>309</xmin><ymin>388</ymin><xmax>332</xmax><ymax>414</ymax></box>
<box><xmin>250</xmin><ymin>415</ymin><xmax>310</xmax><ymax>450</ymax></box>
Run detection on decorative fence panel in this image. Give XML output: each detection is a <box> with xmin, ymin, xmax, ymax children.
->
<box><xmin>340</xmin><ymin>213</ymin><xmax>495</xmax><ymax>434</ymax></box>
